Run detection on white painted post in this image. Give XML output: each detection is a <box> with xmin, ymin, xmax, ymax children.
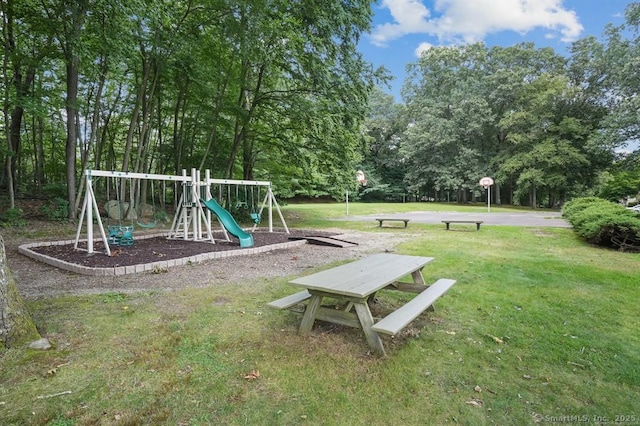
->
<box><xmin>205</xmin><ymin>169</ymin><xmax>212</xmax><ymax>236</ymax></box>
<box><xmin>346</xmin><ymin>190</ymin><xmax>349</xmax><ymax>215</ymax></box>
<box><xmin>89</xmin><ymin>182</ymin><xmax>110</xmax><ymax>256</ymax></box>
<box><xmin>191</xmin><ymin>168</ymin><xmax>198</xmax><ymax>241</ymax></box>
<box><xmin>86</xmin><ymin>172</ymin><xmax>94</xmax><ymax>253</ymax></box>
<box><xmin>182</xmin><ymin>169</ymin><xmax>189</xmax><ymax>240</ymax></box>
<box><xmin>196</xmin><ymin>169</ymin><xmax>202</xmax><ymax>240</ymax></box>
<box><xmin>268</xmin><ymin>186</ymin><xmax>273</xmax><ymax>232</ymax></box>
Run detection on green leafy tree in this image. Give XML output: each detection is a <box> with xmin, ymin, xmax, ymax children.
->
<box><xmin>360</xmin><ymin>88</ymin><xmax>407</xmax><ymax>200</ymax></box>
<box><xmin>402</xmin><ymin>44</ymin><xmax>496</xmax><ymax>202</ymax></box>
<box><xmin>595</xmin><ymin>2</ymin><xmax>640</xmax><ymax>151</ymax></box>
<box><xmin>598</xmin><ymin>152</ymin><xmax>640</xmax><ymax>202</ymax></box>
<box><xmin>400</xmin><ymin>42</ymin><xmax>609</xmax><ymax>207</ymax></box>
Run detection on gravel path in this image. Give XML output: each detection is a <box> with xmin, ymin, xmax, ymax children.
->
<box><xmin>3</xmin><ymin>226</ymin><xmax>409</xmax><ymax>300</ymax></box>
<box><xmin>3</xmin><ymin>211</ymin><xmax>570</xmax><ymax>300</ymax></box>
<box><xmin>340</xmin><ymin>210</ymin><xmax>570</xmax><ymax>227</ymax></box>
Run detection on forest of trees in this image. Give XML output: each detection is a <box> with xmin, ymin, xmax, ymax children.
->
<box><xmin>361</xmin><ymin>2</ymin><xmax>640</xmax><ymax>208</ymax></box>
<box><xmin>2</xmin><ymin>1</ymin><xmax>640</xmax><ymax>220</ymax></box>
<box><xmin>1</xmin><ymin>0</ymin><xmax>386</xmax><ymax>220</ymax></box>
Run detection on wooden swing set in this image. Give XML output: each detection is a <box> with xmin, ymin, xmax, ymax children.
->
<box><xmin>74</xmin><ymin>169</ymin><xmax>288</xmax><ymax>256</ymax></box>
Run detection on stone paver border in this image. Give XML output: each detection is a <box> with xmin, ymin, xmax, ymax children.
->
<box><xmin>18</xmin><ymin>232</ymin><xmax>306</xmax><ymax>277</ymax></box>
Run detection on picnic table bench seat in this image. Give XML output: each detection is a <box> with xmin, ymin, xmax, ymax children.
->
<box><xmin>267</xmin><ymin>290</ymin><xmax>311</xmax><ymax>310</ymax></box>
<box><xmin>371</xmin><ymin>278</ymin><xmax>456</xmax><ymax>336</ymax></box>
<box><xmin>376</xmin><ymin>218</ymin><xmax>410</xmax><ymax>228</ymax></box>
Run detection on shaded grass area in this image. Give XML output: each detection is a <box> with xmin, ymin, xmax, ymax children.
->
<box><xmin>1</xmin><ymin>207</ymin><xmax>639</xmax><ymax>425</ymax></box>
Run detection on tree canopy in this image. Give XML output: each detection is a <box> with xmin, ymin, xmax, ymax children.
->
<box><xmin>360</xmin><ymin>3</ymin><xmax>640</xmax><ymax>207</ymax></box>
<box><xmin>2</xmin><ymin>1</ymin><xmax>640</xmax><ymax>214</ymax></box>
<box><xmin>1</xmin><ymin>0</ymin><xmax>385</xmax><ymax>217</ymax></box>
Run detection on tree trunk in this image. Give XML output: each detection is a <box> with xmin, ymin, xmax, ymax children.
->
<box><xmin>33</xmin><ymin>114</ymin><xmax>46</xmax><ymax>191</ymax></box>
<box><xmin>2</xmin><ymin>0</ymin><xmax>14</xmax><ymax>207</ymax></box>
<box><xmin>531</xmin><ymin>186</ymin><xmax>537</xmax><ymax>209</ymax></box>
<box><xmin>65</xmin><ymin>56</ymin><xmax>79</xmax><ymax>221</ymax></box>
<box><xmin>0</xmin><ymin>235</ymin><xmax>40</xmax><ymax>348</ymax></box>
<box><xmin>75</xmin><ymin>56</ymin><xmax>108</xmax><ymax>214</ymax></box>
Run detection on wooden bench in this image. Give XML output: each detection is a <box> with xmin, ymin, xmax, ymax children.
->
<box><xmin>376</xmin><ymin>218</ymin><xmax>410</xmax><ymax>228</ymax></box>
<box><xmin>267</xmin><ymin>290</ymin><xmax>311</xmax><ymax>309</ymax></box>
<box><xmin>442</xmin><ymin>220</ymin><xmax>483</xmax><ymax>231</ymax></box>
<box><xmin>371</xmin><ymin>278</ymin><xmax>456</xmax><ymax>336</ymax></box>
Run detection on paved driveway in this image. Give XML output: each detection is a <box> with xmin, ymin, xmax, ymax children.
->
<box><xmin>340</xmin><ymin>210</ymin><xmax>570</xmax><ymax>228</ymax></box>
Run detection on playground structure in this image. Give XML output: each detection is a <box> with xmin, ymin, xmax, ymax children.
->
<box><xmin>74</xmin><ymin>168</ymin><xmax>289</xmax><ymax>255</ymax></box>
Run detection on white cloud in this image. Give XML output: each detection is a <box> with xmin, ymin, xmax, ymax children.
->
<box><xmin>371</xmin><ymin>0</ymin><xmax>584</xmax><ymax>47</ymax></box>
<box><xmin>371</xmin><ymin>0</ymin><xmax>435</xmax><ymax>46</ymax></box>
<box><xmin>415</xmin><ymin>42</ymin><xmax>434</xmax><ymax>57</ymax></box>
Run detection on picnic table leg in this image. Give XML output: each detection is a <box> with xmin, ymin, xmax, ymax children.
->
<box><xmin>411</xmin><ymin>269</ymin><xmax>434</xmax><ymax>311</ymax></box>
<box><xmin>476</xmin><ymin>222</ymin><xmax>481</xmax><ymax>231</ymax></box>
<box><xmin>299</xmin><ymin>294</ymin><xmax>323</xmax><ymax>334</ymax></box>
<box><xmin>411</xmin><ymin>269</ymin><xmax>426</xmax><ymax>286</ymax></box>
<box><xmin>353</xmin><ymin>302</ymin><xmax>386</xmax><ymax>356</ymax></box>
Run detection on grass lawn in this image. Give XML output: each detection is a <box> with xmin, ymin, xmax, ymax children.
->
<box><xmin>1</xmin><ymin>203</ymin><xmax>639</xmax><ymax>425</ymax></box>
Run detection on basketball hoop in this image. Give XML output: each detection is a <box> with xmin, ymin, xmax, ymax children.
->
<box><xmin>479</xmin><ymin>177</ymin><xmax>494</xmax><ymax>187</ymax></box>
<box><xmin>356</xmin><ymin>170</ymin><xmax>367</xmax><ymax>186</ymax></box>
<box><xmin>479</xmin><ymin>177</ymin><xmax>494</xmax><ymax>213</ymax></box>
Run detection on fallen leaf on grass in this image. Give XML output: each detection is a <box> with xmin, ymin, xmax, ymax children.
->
<box><xmin>465</xmin><ymin>398</ymin><xmax>483</xmax><ymax>407</ymax></box>
<box><xmin>243</xmin><ymin>370</ymin><xmax>260</xmax><ymax>380</ymax></box>
<box><xmin>474</xmin><ymin>385</ymin><xmax>482</xmax><ymax>392</ymax></box>
<box><xmin>445</xmin><ymin>330</ymin><xmax>456</xmax><ymax>335</ymax></box>
<box><xmin>487</xmin><ymin>334</ymin><xmax>503</xmax><ymax>344</ymax></box>
<box><xmin>43</xmin><ymin>368</ymin><xmax>57</xmax><ymax>378</ymax></box>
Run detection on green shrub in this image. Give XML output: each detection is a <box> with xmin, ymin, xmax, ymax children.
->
<box><xmin>41</xmin><ymin>182</ymin><xmax>68</xmax><ymax>199</ymax></box>
<box><xmin>563</xmin><ymin>197</ymin><xmax>640</xmax><ymax>251</ymax></box>
<box><xmin>0</xmin><ymin>207</ymin><xmax>26</xmax><ymax>227</ymax></box>
<box><xmin>562</xmin><ymin>196</ymin><xmax>609</xmax><ymax>220</ymax></box>
<box><xmin>39</xmin><ymin>197</ymin><xmax>69</xmax><ymax>221</ymax></box>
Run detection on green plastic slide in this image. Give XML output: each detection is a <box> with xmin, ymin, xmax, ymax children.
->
<box><xmin>199</xmin><ymin>198</ymin><xmax>254</xmax><ymax>248</ymax></box>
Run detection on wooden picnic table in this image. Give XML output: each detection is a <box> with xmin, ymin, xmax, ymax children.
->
<box><xmin>268</xmin><ymin>253</ymin><xmax>456</xmax><ymax>356</ymax></box>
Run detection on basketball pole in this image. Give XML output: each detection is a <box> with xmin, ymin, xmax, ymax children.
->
<box><xmin>486</xmin><ymin>185</ymin><xmax>491</xmax><ymax>213</ymax></box>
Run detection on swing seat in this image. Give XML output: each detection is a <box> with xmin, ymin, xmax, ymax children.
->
<box><xmin>235</xmin><ymin>201</ymin><xmax>249</xmax><ymax>210</ymax></box>
<box><xmin>107</xmin><ymin>225</ymin><xmax>135</xmax><ymax>246</ymax></box>
<box><xmin>250</xmin><ymin>213</ymin><xmax>261</xmax><ymax>224</ymax></box>
<box><xmin>136</xmin><ymin>220</ymin><xmax>157</xmax><ymax>229</ymax></box>
<box><xmin>107</xmin><ymin>225</ymin><xmax>120</xmax><ymax>245</ymax></box>
<box><xmin>136</xmin><ymin>203</ymin><xmax>157</xmax><ymax>228</ymax></box>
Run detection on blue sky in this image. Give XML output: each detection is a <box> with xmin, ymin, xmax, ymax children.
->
<box><xmin>359</xmin><ymin>0</ymin><xmax>633</xmax><ymax>101</ymax></box>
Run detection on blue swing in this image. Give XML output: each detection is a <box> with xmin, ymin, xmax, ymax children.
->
<box><xmin>250</xmin><ymin>186</ymin><xmax>261</xmax><ymax>224</ymax></box>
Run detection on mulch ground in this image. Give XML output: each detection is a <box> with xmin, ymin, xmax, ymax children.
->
<box><xmin>30</xmin><ymin>229</ymin><xmax>336</xmax><ymax>268</ymax></box>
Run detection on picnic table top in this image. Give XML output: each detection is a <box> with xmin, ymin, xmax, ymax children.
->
<box><xmin>289</xmin><ymin>253</ymin><xmax>434</xmax><ymax>298</ymax></box>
